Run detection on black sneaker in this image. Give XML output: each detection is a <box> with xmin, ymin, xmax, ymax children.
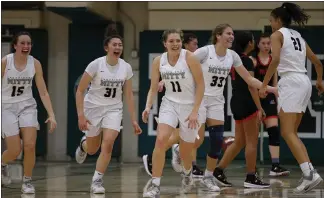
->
<box><xmin>244</xmin><ymin>173</ymin><xmax>270</xmax><ymax>188</ymax></box>
<box><xmin>192</xmin><ymin>165</ymin><xmax>204</xmax><ymax>178</ymax></box>
<box><xmin>142</xmin><ymin>155</ymin><xmax>152</xmax><ymax>176</ymax></box>
<box><xmin>269</xmin><ymin>164</ymin><xmax>290</xmax><ymax>177</ymax></box>
<box><xmin>213</xmin><ymin>167</ymin><xmax>232</xmax><ymax>187</ymax></box>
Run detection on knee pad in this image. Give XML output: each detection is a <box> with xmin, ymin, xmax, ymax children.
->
<box><xmin>208</xmin><ymin>125</ymin><xmax>224</xmax><ymax>159</ymax></box>
<box><xmin>267</xmin><ymin>126</ymin><xmax>280</xmax><ymax>146</ymax></box>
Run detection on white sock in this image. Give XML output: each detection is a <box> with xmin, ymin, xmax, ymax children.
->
<box><xmin>300</xmin><ymin>162</ymin><xmax>311</xmax><ymax>176</ymax></box>
<box><xmin>92</xmin><ymin>170</ymin><xmax>104</xmax><ymax>181</ymax></box>
<box><xmin>309</xmin><ymin>163</ymin><xmax>314</xmax><ymax>170</ymax></box>
<box><xmin>23</xmin><ymin>176</ymin><xmax>32</xmax><ymax>183</ymax></box>
<box><xmin>204</xmin><ymin>169</ymin><xmax>213</xmax><ymax>177</ymax></box>
<box><xmin>183</xmin><ymin>167</ymin><xmax>192</xmax><ymax>175</ymax></box>
<box><xmin>152</xmin><ymin>177</ymin><xmax>161</xmax><ymax>186</ymax></box>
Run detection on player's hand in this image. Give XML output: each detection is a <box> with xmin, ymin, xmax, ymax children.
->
<box><xmin>316</xmin><ymin>80</ymin><xmax>324</xmax><ymax>96</ymax></box>
<box><xmin>259</xmin><ymin>86</ymin><xmax>268</xmax><ymax>98</ymax></box>
<box><xmin>45</xmin><ymin>116</ymin><xmax>57</xmax><ymax>133</ymax></box>
<box><xmin>132</xmin><ymin>121</ymin><xmax>142</xmax><ymax>135</ymax></box>
<box><xmin>185</xmin><ymin>111</ymin><xmax>199</xmax><ymax>130</ymax></box>
<box><xmin>142</xmin><ymin>108</ymin><xmax>150</xmax><ymax>123</ymax></box>
<box><xmin>266</xmin><ymin>86</ymin><xmax>279</xmax><ymax>97</ymax></box>
<box><xmin>78</xmin><ymin>115</ymin><xmax>91</xmax><ymax>131</ymax></box>
<box><xmin>158</xmin><ymin>81</ymin><xmax>165</xmax><ymax>92</ymax></box>
<box><xmin>257</xmin><ymin>109</ymin><xmax>266</xmax><ymax>122</ymax></box>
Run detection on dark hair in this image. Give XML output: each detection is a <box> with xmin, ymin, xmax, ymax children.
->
<box><xmin>161</xmin><ymin>29</ymin><xmax>184</xmax><ymax>43</ymax></box>
<box><xmin>271</xmin><ymin>2</ymin><xmax>310</xmax><ymax>27</ymax></box>
<box><xmin>211</xmin><ymin>24</ymin><xmax>232</xmax><ymax>44</ymax></box>
<box><xmin>11</xmin><ymin>31</ymin><xmax>32</xmax><ymax>52</ymax></box>
<box><xmin>255</xmin><ymin>33</ymin><xmax>271</xmax><ymax>54</ymax></box>
<box><xmin>183</xmin><ymin>33</ymin><xmax>197</xmax><ymax>44</ymax></box>
<box><xmin>232</xmin><ymin>31</ymin><xmax>254</xmax><ymax>54</ymax></box>
<box><xmin>103</xmin><ymin>23</ymin><xmax>122</xmax><ymax>47</ymax></box>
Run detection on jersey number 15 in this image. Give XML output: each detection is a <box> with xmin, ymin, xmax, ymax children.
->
<box><xmin>11</xmin><ymin>86</ymin><xmax>24</xmax><ymax>97</ymax></box>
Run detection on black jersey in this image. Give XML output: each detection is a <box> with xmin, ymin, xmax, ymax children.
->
<box><xmin>230</xmin><ymin>54</ymin><xmax>255</xmax><ymax>99</ymax></box>
<box><xmin>254</xmin><ymin>55</ymin><xmax>274</xmax><ymax>85</ymax></box>
<box><xmin>230</xmin><ymin>54</ymin><xmax>258</xmax><ymax>120</ymax></box>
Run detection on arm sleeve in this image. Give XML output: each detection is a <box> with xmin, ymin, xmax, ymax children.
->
<box><xmin>126</xmin><ymin>63</ymin><xmax>134</xmax><ymax>80</ymax></box>
<box><xmin>193</xmin><ymin>46</ymin><xmax>209</xmax><ymax>63</ymax></box>
<box><xmin>85</xmin><ymin>60</ymin><xmax>99</xmax><ymax>77</ymax></box>
<box><xmin>231</xmin><ymin>50</ymin><xmax>243</xmax><ymax>67</ymax></box>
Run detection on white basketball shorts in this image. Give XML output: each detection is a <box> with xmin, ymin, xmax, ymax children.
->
<box><xmin>158</xmin><ymin>97</ymin><xmax>206</xmax><ymax>143</ymax></box>
<box><xmin>203</xmin><ymin>95</ymin><xmax>225</xmax><ymax>121</ymax></box>
<box><xmin>278</xmin><ymin>72</ymin><xmax>312</xmax><ymax>113</ymax></box>
<box><xmin>83</xmin><ymin>101</ymin><xmax>123</xmax><ymax>137</ymax></box>
<box><xmin>2</xmin><ymin>98</ymin><xmax>39</xmax><ymax>138</ymax></box>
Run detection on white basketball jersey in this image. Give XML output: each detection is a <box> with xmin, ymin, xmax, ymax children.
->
<box><xmin>277</xmin><ymin>27</ymin><xmax>307</xmax><ymax>76</ymax></box>
<box><xmin>84</xmin><ymin>56</ymin><xmax>133</xmax><ymax>106</ymax></box>
<box><xmin>160</xmin><ymin>49</ymin><xmax>196</xmax><ymax>104</ymax></box>
<box><xmin>201</xmin><ymin>45</ymin><xmax>233</xmax><ymax>97</ymax></box>
<box><xmin>2</xmin><ymin>53</ymin><xmax>35</xmax><ymax>104</ymax></box>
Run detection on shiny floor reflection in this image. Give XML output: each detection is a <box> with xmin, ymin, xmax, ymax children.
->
<box><xmin>1</xmin><ymin>161</ymin><xmax>324</xmax><ymax>198</ymax></box>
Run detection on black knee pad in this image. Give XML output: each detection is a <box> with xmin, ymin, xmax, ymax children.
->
<box><xmin>208</xmin><ymin>125</ymin><xmax>224</xmax><ymax>159</ymax></box>
<box><xmin>267</xmin><ymin>126</ymin><xmax>280</xmax><ymax>146</ymax></box>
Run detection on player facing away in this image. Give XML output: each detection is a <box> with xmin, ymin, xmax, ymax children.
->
<box><xmin>74</xmin><ymin>25</ymin><xmax>142</xmax><ymax>194</ymax></box>
<box><xmin>142</xmin><ymin>29</ymin><xmax>205</xmax><ymax>197</ymax></box>
<box><xmin>142</xmin><ymin>33</ymin><xmax>205</xmax><ymax>178</ymax></box>
<box><xmin>252</xmin><ymin>33</ymin><xmax>290</xmax><ymax>176</ymax></box>
<box><xmin>212</xmin><ymin>31</ymin><xmax>270</xmax><ymax>188</ymax></box>
<box><xmin>1</xmin><ymin>31</ymin><xmax>57</xmax><ymax>194</ymax></box>
<box><xmin>259</xmin><ymin>2</ymin><xmax>323</xmax><ymax>194</ymax></box>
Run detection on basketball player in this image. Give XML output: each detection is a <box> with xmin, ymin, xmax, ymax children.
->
<box><xmin>213</xmin><ymin>31</ymin><xmax>270</xmax><ymax>188</ymax></box>
<box><xmin>142</xmin><ymin>33</ymin><xmax>205</xmax><ymax>178</ymax></box>
<box><xmin>74</xmin><ymin>25</ymin><xmax>142</xmax><ymax>194</ymax></box>
<box><xmin>259</xmin><ymin>2</ymin><xmax>323</xmax><ymax>193</ymax></box>
<box><xmin>253</xmin><ymin>33</ymin><xmax>290</xmax><ymax>176</ymax></box>
<box><xmin>142</xmin><ymin>29</ymin><xmax>205</xmax><ymax>197</ymax></box>
<box><xmin>1</xmin><ymin>31</ymin><xmax>57</xmax><ymax>194</ymax></box>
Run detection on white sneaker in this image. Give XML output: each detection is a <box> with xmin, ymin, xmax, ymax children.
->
<box><xmin>201</xmin><ymin>176</ymin><xmax>221</xmax><ymax>192</ymax></box>
<box><xmin>181</xmin><ymin>171</ymin><xmax>194</xmax><ymax>193</ymax></box>
<box><xmin>142</xmin><ymin>155</ymin><xmax>152</xmax><ymax>176</ymax></box>
<box><xmin>143</xmin><ymin>180</ymin><xmax>160</xmax><ymax>197</ymax></box>
<box><xmin>21</xmin><ymin>181</ymin><xmax>35</xmax><ymax>194</ymax></box>
<box><xmin>171</xmin><ymin>144</ymin><xmax>182</xmax><ymax>173</ymax></box>
<box><xmin>294</xmin><ymin>170</ymin><xmax>323</xmax><ymax>194</ymax></box>
<box><xmin>75</xmin><ymin>136</ymin><xmax>87</xmax><ymax>164</ymax></box>
<box><xmin>2</xmin><ymin>164</ymin><xmax>11</xmax><ymax>186</ymax></box>
<box><xmin>90</xmin><ymin>178</ymin><xmax>105</xmax><ymax>194</ymax></box>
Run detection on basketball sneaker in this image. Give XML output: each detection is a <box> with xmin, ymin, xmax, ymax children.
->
<box><xmin>244</xmin><ymin>173</ymin><xmax>270</xmax><ymax>188</ymax></box>
<box><xmin>1</xmin><ymin>164</ymin><xmax>11</xmax><ymax>186</ymax></box>
<box><xmin>294</xmin><ymin>170</ymin><xmax>323</xmax><ymax>194</ymax></box>
<box><xmin>91</xmin><ymin>178</ymin><xmax>105</xmax><ymax>194</ymax></box>
<box><xmin>269</xmin><ymin>163</ymin><xmax>290</xmax><ymax>176</ymax></box>
<box><xmin>213</xmin><ymin>167</ymin><xmax>232</xmax><ymax>187</ymax></box>
<box><xmin>171</xmin><ymin>144</ymin><xmax>182</xmax><ymax>172</ymax></box>
<box><xmin>142</xmin><ymin>154</ymin><xmax>152</xmax><ymax>176</ymax></box>
<box><xmin>21</xmin><ymin>178</ymin><xmax>35</xmax><ymax>194</ymax></box>
<box><xmin>75</xmin><ymin>135</ymin><xmax>87</xmax><ymax>164</ymax></box>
